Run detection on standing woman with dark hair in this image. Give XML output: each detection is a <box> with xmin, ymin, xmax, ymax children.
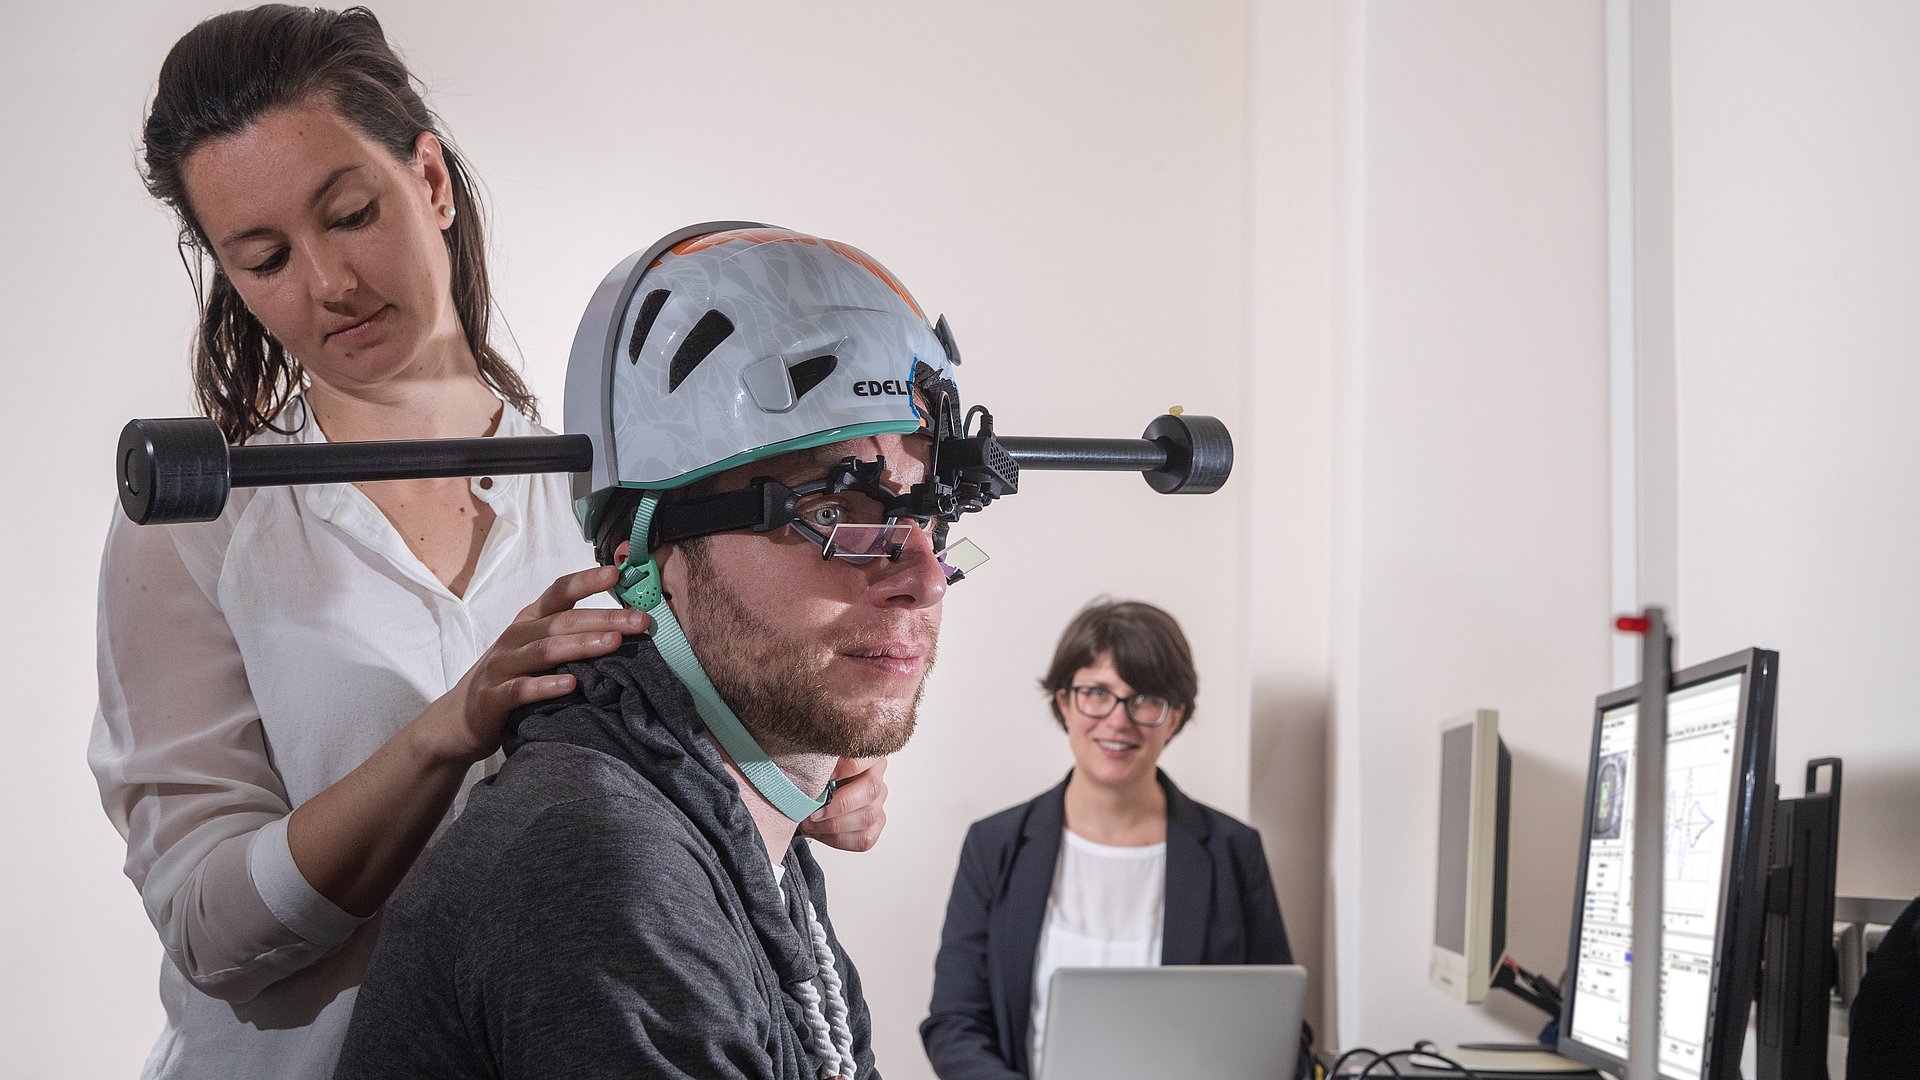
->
<box><xmin>921</xmin><ymin>600</ymin><xmax>1294</xmax><ymax>1080</ymax></box>
<box><xmin>89</xmin><ymin>8</ymin><xmax>886</xmax><ymax>1077</ymax></box>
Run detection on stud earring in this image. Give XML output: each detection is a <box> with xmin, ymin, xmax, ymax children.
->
<box><xmin>441</xmin><ymin>204</ymin><xmax>456</xmax><ymax>220</ymax></box>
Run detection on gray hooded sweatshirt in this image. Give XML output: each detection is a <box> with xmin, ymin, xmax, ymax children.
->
<box><xmin>334</xmin><ymin>638</ymin><xmax>877</xmax><ymax>1080</ymax></box>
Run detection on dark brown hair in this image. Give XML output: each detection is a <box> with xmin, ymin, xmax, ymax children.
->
<box><xmin>141</xmin><ymin>4</ymin><xmax>535</xmax><ymax>442</ymax></box>
<box><xmin>1040</xmin><ymin>599</ymin><xmax>1198</xmax><ymax>730</ymax></box>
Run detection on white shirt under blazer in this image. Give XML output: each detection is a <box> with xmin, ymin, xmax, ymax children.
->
<box><xmin>1027</xmin><ymin>829</ymin><xmax>1168</xmax><ymax>1069</ymax></box>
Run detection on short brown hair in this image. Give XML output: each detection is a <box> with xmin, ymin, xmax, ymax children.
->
<box><xmin>1040</xmin><ymin>600</ymin><xmax>1197</xmax><ymax>730</ymax></box>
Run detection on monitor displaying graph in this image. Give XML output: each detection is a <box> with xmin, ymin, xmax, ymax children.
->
<box><xmin>1558</xmin><ymin>651</ymin><xmax>1777</xmax><ymax>1080</ymax></box>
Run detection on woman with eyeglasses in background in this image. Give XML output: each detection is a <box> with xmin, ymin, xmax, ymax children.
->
<box><xmin>921</xmin><ymin>599</ymin><xmax>1295</xmax><ymax>1079</ymax></box>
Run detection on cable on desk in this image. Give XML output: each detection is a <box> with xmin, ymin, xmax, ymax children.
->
<box><xmin>1327</xmin><ymin>1043</ymin><xmax>1494</xmax><ymax>1080</ymax></box>
<box><xmin>1327</xmin><ymin>1047</ymin><xmax>1402</xmax><ymax>1077</ymax></box>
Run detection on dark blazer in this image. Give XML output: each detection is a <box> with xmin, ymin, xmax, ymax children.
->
<box><xmin>920</xmin><ymin>770</ymin><xmax>1293</xmax><ymax>1080</ymax></box>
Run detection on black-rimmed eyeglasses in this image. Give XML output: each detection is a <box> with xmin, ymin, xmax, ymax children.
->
<box><xmin>1067</xmin><ymin>685</ymin><xmax>1173</xmax><ymax>727</ymax></box>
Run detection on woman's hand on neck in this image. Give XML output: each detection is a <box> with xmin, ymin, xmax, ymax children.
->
<box><xmin>715</xmin><ymin>740</ymin><xmax>839</xmax><ymax>868</ymax></box>
<box><xmin>1063</xmin><ymin>769</ymin><xmax>1169</xmax><ymax>847</ymax></box>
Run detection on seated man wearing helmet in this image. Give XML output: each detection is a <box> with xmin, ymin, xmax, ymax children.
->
<box><xmin>335</xmin><ymin>227</ymin><xmax>988</xmax><ymax>1080</ymax></box>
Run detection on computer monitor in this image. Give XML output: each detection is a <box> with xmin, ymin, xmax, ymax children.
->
<box><xmin>1431</xmin><ymin>709</ymin><xmax>1510</xmax><ymax>1003</ymax></box>
<box><xmin>1755</xmin><ymin>757</ymin><xmax>1841</xmax><ymax>1080</ymax></box>
<box><xmin>1556</xmin><ymin>648</ymin><xmax>1778</xmax><ymax>1080</ymax></box>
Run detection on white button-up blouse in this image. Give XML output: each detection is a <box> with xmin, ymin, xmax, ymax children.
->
<box><xmin>89</xmin><ymin>402</ymin><xmax>603</xmax><ymax>1079</ymax></box>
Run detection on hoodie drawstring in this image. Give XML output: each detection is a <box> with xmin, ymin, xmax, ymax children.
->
<box><xmin>792</xmin><ymin>894</ymin><xmax>856</xmax><ymax>1079</ymax></box>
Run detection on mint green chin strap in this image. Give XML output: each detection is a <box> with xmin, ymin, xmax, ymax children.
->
<box><xmin>615</xmin><ymin>494</ymin><xmax>830</xmax><ymax>823</ymax></box>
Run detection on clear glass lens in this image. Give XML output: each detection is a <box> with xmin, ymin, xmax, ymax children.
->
<box><xmin>809</xmin><ymin>521</ymin><xmax>990</xmax><ymax>585</ymax></box>
<box><xmin>936</xmin><ymin>537</ymin><xmax>989</xmax><ymax>583</ymax></box>
<box><xmin>1129</xmin><ymin>695</ymin><xmax>1171</xmax><ymax>726</ymax></box>
<box><xmin>824</xmin><ymin>522</ymin><xmax>916</xmax><ymax>561</ymax></box>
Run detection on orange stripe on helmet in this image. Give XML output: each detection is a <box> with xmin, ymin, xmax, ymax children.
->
<box><xmin>824</xmin><ymin>239</ymin><xmax>927</xmax><ymax>320</ymax></box>
<box><xmin>665</xmin><ymin>229</ymin><xmax>927</xmax><ymax>320</ymax></box>
<box><xmin>668</xmin><ymin>227</ymin><xmax>809</xmax><ymax>256</ymax></box>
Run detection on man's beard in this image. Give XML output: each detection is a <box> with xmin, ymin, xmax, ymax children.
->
<box><xmin>676</xmin><ymin>545</ymin><xmax>936</xmax><ymax>759</ymax></box>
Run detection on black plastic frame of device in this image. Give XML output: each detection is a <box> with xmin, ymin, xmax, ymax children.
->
<box><xmin>1755</xmin><ymin>757</ymin><xmax>1841</xmax><ymax>1080</ymax></box>
<box><xmin>1554</xmin><ymin>647</ymin><xmax>1779</xmax><ymax>1080</ymax></box>
<box><xmin>1491</xmin><ymin>739</ymin><xmax>1512</xmax><ymax>982</ymax></box>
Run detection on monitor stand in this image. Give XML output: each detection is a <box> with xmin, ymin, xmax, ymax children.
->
<box><xmin>1442</xmin><ymin>1046</ymin><xmax>1596</xmax><ymax>1074</ymax></box>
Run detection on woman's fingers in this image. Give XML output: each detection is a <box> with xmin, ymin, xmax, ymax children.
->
<box><xmin>833</xmin><ymin>756</ymin><xmax>887</xmax><ymax>784</ymax></box>
<box><xmin>473</xmin><ymin>671</ymin><xmax>579</xmax><ymax>716</ymax></box>
<box><xmin>493</xmin><ymin>595</ymin><xmax>650</xmax><ymax>657</ymax></box>
<box><xmin>512</xmin><ymin>621</ymin><xmax>639</xmax><ymax>672</ymax></box>
<box><xmin>799</xmin><ymin>799</ymin><xmax>886</xmax><ymax>851</ymax></box>
<box><xmin>521</xmin><ymin>564</ymin><xmax>620</xmax><ymax>621</ymax></box>
<box><xmin>801</xmin><ymin>756</ymin><xmax>890</xmax><ymax>852</ymax></box>
<box><xmin>440</xmin><ymin>569</ymin><xmax>652</xmax><ymax>762</ymax></box>
<box><xmin>466</xmin><ymin>671</ymin><xmax>577</xmax><ymax>721</ymax></box>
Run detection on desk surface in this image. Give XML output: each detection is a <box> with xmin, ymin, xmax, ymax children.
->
<box><xmin>1325</xmin><ymin>1046</ymin><xmax>1601</xmax><ymax>1079</ymax></box>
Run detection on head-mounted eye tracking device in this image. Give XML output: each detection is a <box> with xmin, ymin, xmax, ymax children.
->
<box><xmin>619</xmin><ymin>378</ymin><xmax>1006</xmax><ymax>583</ymax></box>
<box><xmin>632</xmin><ymin>452</ymin><xmax>992</xmax><ymax>586</ymax></box>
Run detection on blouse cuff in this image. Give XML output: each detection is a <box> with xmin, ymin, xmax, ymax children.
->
<box><xmin>248</xmin><ymin>816</ymin><xmax>368</xmax><ymax>948</ymax></box>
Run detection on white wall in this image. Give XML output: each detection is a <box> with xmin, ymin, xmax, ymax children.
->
<box><xmin>2</xmin><ymin>2</ymin><xmax>1265</xmax><ymax>1076</ymax></box>
<box><xmin>1246</xmin><ymin>0</ymin><xmax>1338</xmax><ymax>1043</ymax></box>
<box><xmin>1326</xmin><ymin>0</ymin><xmax>1615</xmax><ymax>1050</ymax></box>
<box><xmin>1669</xmin><ymin>3</ymin><xmax>1920</xmax><ymax>896</ymax></box>
<box><xmin>3</xmin><ymin>4</ymin><xmax>236</xmax><ymax>1073</ymax></box>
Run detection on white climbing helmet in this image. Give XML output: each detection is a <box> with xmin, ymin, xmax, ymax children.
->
<box><xmin>565</xmin><ymin>222</ymin><xmax>962</xmax><ymax>549</ymax></box>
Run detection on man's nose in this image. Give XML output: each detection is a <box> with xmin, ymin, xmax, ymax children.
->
<box><xmin>866</xmin><ymin>521</ymin><xmax>946</xmax><ymax>609</ymax></box>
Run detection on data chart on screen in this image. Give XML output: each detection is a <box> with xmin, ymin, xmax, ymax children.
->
<box><xmin>1566</xmin><ymin>673</ymin><xmax>1742</xmax><ymax>1080</ymax></box>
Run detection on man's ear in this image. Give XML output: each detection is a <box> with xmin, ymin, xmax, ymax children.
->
<box><xmin>613</xmin><ymin>539</ymin><xmax>631</xmax><ymax>565</ymax></box>
<box><xmin>653</xmin><ymin>542</ymin><xmax>688</xmax><ymax>601</ymax></box>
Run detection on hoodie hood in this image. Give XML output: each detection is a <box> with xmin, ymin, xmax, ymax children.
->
<box><xmin>505</xmin><ymin>636</ymin><xmax>822</xmax><ymax>989</ymax></box>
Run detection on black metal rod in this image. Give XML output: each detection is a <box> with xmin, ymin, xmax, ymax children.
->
<box><xmin>998</xmin><ymin>436</ymin><xmax>1170</xmax><ymax>472</ymax></box>
<box><xmin>228</xmin><ymin>435</ymin><xmax>594</xmax><ymax>488</ymax></box>
<box><xmin>119</xmin><ymin>412</ymin><xmax>1231</xmax><ymax>524</ymax></box>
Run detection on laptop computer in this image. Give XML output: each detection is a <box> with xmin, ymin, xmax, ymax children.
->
<box><xmin>1035</xmin><ymin>964</ymin><xmax>1309</xmax><ymax>1080</ymax></box>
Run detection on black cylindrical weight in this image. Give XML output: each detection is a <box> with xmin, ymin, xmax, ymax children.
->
<box><xmin>118</xmin><ymin>417</ymin><xmax>233</xmax><ymax>525</ymax></box>
<box><xmin>1141</xmin><ymin>413</ymin><xmax>1233</xmax><ymax>493</ymax></box>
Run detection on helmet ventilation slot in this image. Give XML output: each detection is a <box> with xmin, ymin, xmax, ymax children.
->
<box><xmin>628</xmin><ymin>289</ymin><xmax>671</xmax><ymax>362</ymax></box>
<box><xmin>667</xmin><ymin>309</ymin><xmax>736</xmax><ymax>391</ymax></box>
<box><xmin>787</xmin><ymin>354</ymin><xmax>839</xmax><ymax>400</ymax></box>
